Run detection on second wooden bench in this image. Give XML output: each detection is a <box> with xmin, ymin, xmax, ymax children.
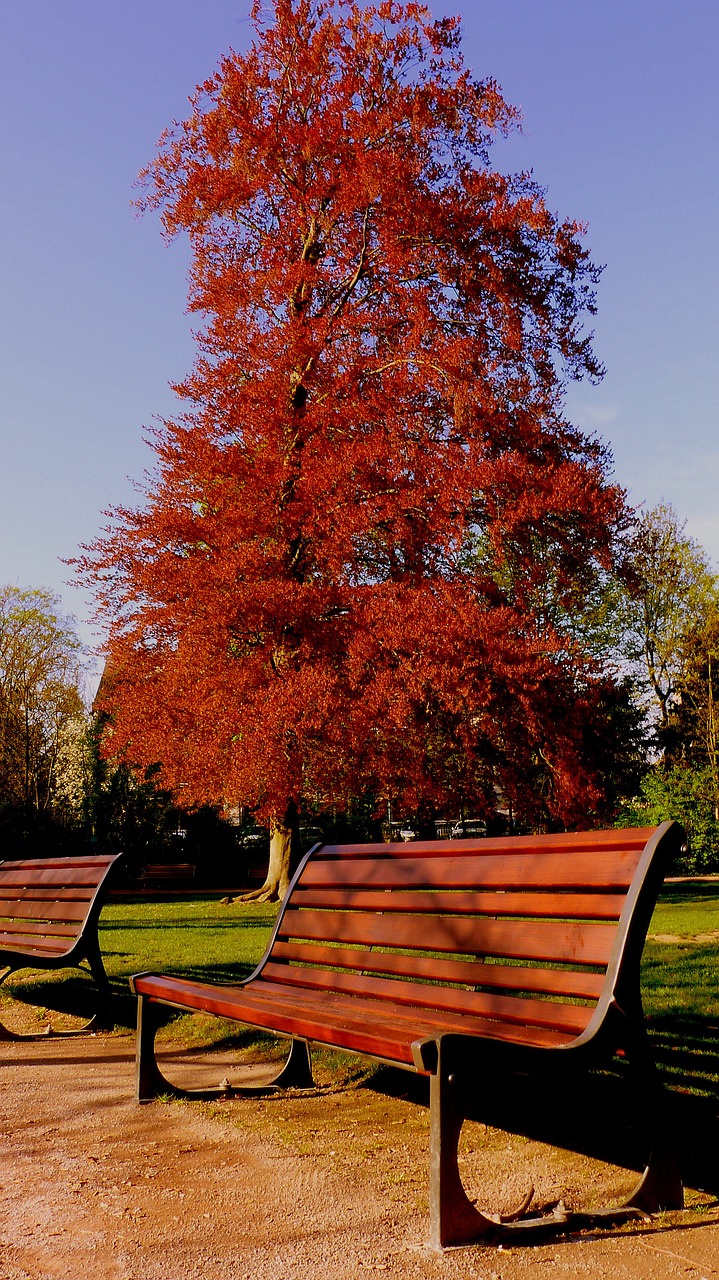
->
<box><xmin>0</xmin><ymin>853</ymin><xmax>122</xmax><ymax>1037</ymax></box>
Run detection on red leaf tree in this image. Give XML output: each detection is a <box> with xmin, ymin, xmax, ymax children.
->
<box><xmin>82</xmin><ymin>0</ymin><xmax>628</xmax><ymax>899</ymax></box>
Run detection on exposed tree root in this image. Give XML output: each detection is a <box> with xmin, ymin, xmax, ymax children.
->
<box><xmin>233</xmin><ymin>880</ymin><xmax>282</xmax><ymax>904</ymax></box>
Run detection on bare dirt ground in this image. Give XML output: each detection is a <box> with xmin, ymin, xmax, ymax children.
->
<box><xmin>1</xmin><ymin>1022</ymin><xmax>718</xmax><ymax>1280</ymax></box>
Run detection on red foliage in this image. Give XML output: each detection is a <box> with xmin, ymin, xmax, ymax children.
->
<box><xmin>81</xmin><ymin>1</ymin><xmax>627</xmax><ymax>830</ymax></box>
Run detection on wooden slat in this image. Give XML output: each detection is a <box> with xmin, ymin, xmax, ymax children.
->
<box><xmin>261</xmin><ymin>963</ymin><xmax>594</xmax><ymax>1036</ymax></box>
<box><xmin>0</xmin><ymin>867</ymin><xmax>110</xmax><ymax>889</ymax></box>
<box><xmin>279</xmin><ymin>908</ymin><xmax>617</xmax><ymax>967</ymax></box>
<box><xmin>317</xmin><ymin>828</ymin><xmax>654</xmax><ymax>858</ymax></box>
<box><xmin>269</xmin><ymin>941</ymin><xmax>606</xmax><ymax>999</ymax></box>
<box><xmin>299</xmin><ymin>851</ymin><xmax>641</xmax><ymax>892</ymax></box>
<box><xmin>0</xmin><ymin>899</ymin><xmax>91</xmax><ymax>924</ymax></box>
<box><xmin>0</xmin><ymin>857</ymin><xmax>115</xmax><ymax>870</ymax></box>
<box><xmin>0</xmin><ymin>887</ymin><xmax>94</xmax><ymax>905</ymax></box>
<box><xmin>0</xmin><ymin>931</ymin><xmax>73</xmax><ymax>955</ymax></box>
<box><xmin>290</xmin><ymin>887</ymin><xmax>626</xmax><ymax>921</ymax></box>
<box><xmin>0</xmin><ymin>919</ymin><xmax>80</xmax><ymax>940</ymax></box>
<box><xmin>246</xmin><ymin>978</ymin><xmax>587</xmax><ymax>1045</ymax></box>
<box><xmin>134</xmin><ymin>975</ymin><xmax>424</xmax><ymax>1065</ymax></box>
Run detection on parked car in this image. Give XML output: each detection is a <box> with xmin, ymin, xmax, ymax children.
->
<box><xmin>450</xmin><ymin>819</ymin><xmax>487</xmax><ymax>839</ymax></box>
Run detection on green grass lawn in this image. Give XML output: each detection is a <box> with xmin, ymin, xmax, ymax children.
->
<box><xmin>642</xmin><ymin>882</ymin><xmax>719</xmax><ymax>1102</ymax></box>
<box><xmin>100</xmin><ymin>895</ymin><xmax>278</xmax><ymax>986</ymax></box>
<box><xmin>3</xmin><ymin>884</ymin><xmax>717</xmax><ymax>1097</ymax></box>
<box><xmin>649</xmin><ymin>880</ymin><xmax>719</xmax><ymax>938</ymax></box>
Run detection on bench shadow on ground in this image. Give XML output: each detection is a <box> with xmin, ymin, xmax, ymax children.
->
<box><xmin>365</xmin><ymin>1029</ymin><xmax>719</xmax><ymax>1204</ymax></box>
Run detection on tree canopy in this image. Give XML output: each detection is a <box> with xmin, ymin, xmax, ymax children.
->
<box><xmin>82</xmin><ymin>0</ymin><xmax>629</xmax><ymax>897</ymax></box>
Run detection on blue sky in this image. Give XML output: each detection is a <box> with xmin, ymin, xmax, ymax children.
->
<box><xmin>1</xmin><ymin>1</ymin><xmax>717</xmax><ymax>663</ymax></box>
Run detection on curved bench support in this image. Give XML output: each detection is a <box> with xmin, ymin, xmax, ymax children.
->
<box><xmin>429</xmin><ymin>1038</ymin><xmax>682</xmax><ymax>1250</ymax></box>
<box><xmin>135</xmin><ymin>993</ymin><xmax>314</xmax><ymax>1103</ymax></box>
<box><xmin>621</xmin><ymin>1024</ymin><xmax>684</xmax><ymax>1214</ymax></box>
<box><xmin>0</xmin><ymin>961</ymin><xmax>113</xmax><ymax>1040</ymax></box>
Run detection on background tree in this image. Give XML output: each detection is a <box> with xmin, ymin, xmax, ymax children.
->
<box><xmin>82</xmin><ymin>0</ymin><xmax>629</xmax><ymax>899</ymax></box>
<box><xmin>611</xmin><ymin>512</ymin><xmax>719</xmax><ymax>871</ymax></box>
<box><xmin>616</xmin><ymin>503</ymin><xmax>718</xmax><ymax>734</ymax></box>
<box><xmin>618</xmin><ymin>762</ymin><xmax>719</xmax><ymax>874</ymax></box>
<box><xmin>673</xmin><ymin>613</ymin><xmax>719</xmax><ymax>818</ymax></box>
<box><xmin>0</xmin><ymin>586</ymin><xmax>88</xmax><ymax>849</ymax></box>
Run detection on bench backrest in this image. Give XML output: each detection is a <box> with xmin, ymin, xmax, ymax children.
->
<box><xmin>0</xmin><ymin>855</ymin><xmax>121</xmax><ymax>959</ymax></box>
<box><xmin>259</xmin><ymin>823</ymin><xmax>683</xmax><ymax>1052</ymax></box>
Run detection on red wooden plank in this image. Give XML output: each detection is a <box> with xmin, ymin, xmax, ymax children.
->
<box><xmin>279</xmin><ymin>908</ymin><xmax>617</xmax><ymax>967</ymax></box>
<box><xmin>290</xmin><ymin>887</ymin><xmax>626</xmax><ymax>921</ymax></box>
<box><xmin>0</xmin><ymin>919</ymin><xmax>80</xmax><ymax>940</ymax></box>
<box><xmin>0</xmin><ymin>857</ymin><xmax>115</xmax><ymax>871</ymax></box>
<box><xmin>0</xmin><ymin>932</ymin><xmax>72</xmax><ymax>955</ymax></box>
<box><xmin>299</xmin><ymin>851</ymin><xmax>641</xmax><ymax>892</ymax></box>
<box><xmin>0</xmin><ymin>888</ymin><xmax>94</xmax><ymax>905</ymax></box>
<box><xmin>261</xmin><ymin>963</ymin><xmax>594</xmax><ymax>1036</ymax></box>
<box><xmin>0</xmin><ymin>867</ymin><xmax>111</xmax><ymax>889</ymax></box>
<box><xmin>316</xmin><ymin>828</ymin><xmax>653</xmax><ymax>859</ymax></box>
<box><xmin>269</xmin><ymin>940</ymin><xmax>606</xmax><ymax>999</ymax></box>
<box><xmin>244</xmin><ymin>978</ymin><xmax>584</xmax><ymax>1046</ymax></box>
<box><xmin>134</xmin><ymin>975</ymin><xmax>421</xmax><ymax>1064</ymax></box>
<box><xmin>0</xmin><ymin>899</ymin><xmax>90</xmax><ymax>923</ymax></box>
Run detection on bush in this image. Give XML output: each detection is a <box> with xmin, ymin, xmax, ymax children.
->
<box><xmin>617</xmin><ymin>764</ymin><xmax>719</xmax><ymax>873</ymax></box>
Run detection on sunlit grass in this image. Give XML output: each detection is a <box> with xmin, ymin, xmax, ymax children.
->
<box><xmin>649</xmin><ymin>882</ymin><xmax>719</xmax><ymax>938</ymax></box>
<box><xmin>99</xmin><ymin>895</ymin><xmax>278</xmax><ymax>984</ymax></box>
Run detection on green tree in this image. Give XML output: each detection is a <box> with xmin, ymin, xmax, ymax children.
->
<box><xmin>665</xmin><ymin>611</ymin><xmax>719</xmax><ymax>819</ymax></box>
<box><xmin>618</xmin><ymin>762</ymin><xmax>718</xmax><ymax>873</ymax></box>
<box><xmin>617</xmin><ymin>504</ymin><xmax>718</xmax><ymax>734</ymax></box>
<box><xmin>82</xmin><ymin>713</ymin><xmax>177</xmax><ymax>871</ymax></box>
<box><xmin>613</xmin><ymin>512</ymin><xmax>719</xmax><ymax>866</ymax></box>
<box><xmin>0</xmin><ymin>586</ymin><xmax>88</xmax><ymax>845</ymax></box>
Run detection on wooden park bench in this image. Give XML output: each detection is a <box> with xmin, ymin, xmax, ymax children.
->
<box><xmin>140</xmin><ymin>862</ymin><xmax>196</xmax><ymax>886</ymax></box>
<box><xmin>131</xmin><ymin>822</ymin><xmax>684</xmax><ymax>1248</ymax></box>
<box><xmin>0</xmin><ymin>853</ymin><xmax>123</xmax><ymax>1038</ymax></box>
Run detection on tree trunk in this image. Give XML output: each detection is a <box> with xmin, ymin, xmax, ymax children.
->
<box><xmin>236</xmin><ymin>800</ymin><xmax>300</xmax><ymax>904</ymax></box>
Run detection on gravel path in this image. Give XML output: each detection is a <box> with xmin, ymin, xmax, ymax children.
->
<box><xmin>1</xmin><ymin>1032</ymin><xmax>718</xmax><ymax>1280</ymax></box>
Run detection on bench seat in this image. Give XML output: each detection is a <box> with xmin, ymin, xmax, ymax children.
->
<box><xmin>135</xmin><ymin>971</ymin><xmax>584</xmax><ymax>1065</ymax></box>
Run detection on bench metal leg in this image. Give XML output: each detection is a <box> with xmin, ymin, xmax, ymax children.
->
<box><xmin>621</xmin><ymin>1028</ymin><xmax>684</xmax><ymax>1213</ymax></box>
<box><xmin>429</xmin><ymin>1046</ymin><xmax>561</xmax><ymax>1248</ymax></box>
<box><xmin>428</xmin><ymin>1039</ymin><xmax>668</xmax><ymax>1250</ymax></box>
<box><xmin>136</xmin><ymin>994</ymin><xmax>171</xmax><ymax>1102</ymax></box>
<box><xmin>429</xmin><ymin>1054</ymin><xmax>501</xmax><ymax>1247</ymax></box>
<box><xmin>135</xmin><ymin>994</ymin><xmax>314</xmax><ymax>1103</ymax></box>
<box><xmin>83</xmin><ymin>938</ymin><xmax>115</xmax><ymax>1032</ymax></box>
<box><xmin>0</xmin><ymin>948</ymin><xmax>114</xmax><ymax>1040</ymax></box>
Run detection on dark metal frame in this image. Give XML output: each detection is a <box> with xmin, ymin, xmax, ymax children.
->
<box><xmin>412</xmin><ymin>820</ymin><xmax>686</xmax><ymax>1245</ymax></box>
<box><xmin>131</xmin><ymin>823</ymin><xmax>686</xmax><ymax>1248</ymax></box>
<box><xmin>130</xmin><ymin>841</ymin><xmax>325</xmax><ymax>1097</ymax></box>
<box><xmin>0</xmin><ymin>853</ymin><xmax>123</xmax><ymax>1039</ymax></box>
<box><xmin>135</xmin><ymin>988</ymin><xmax>313</xmax><ymax>1101</ymax></box>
